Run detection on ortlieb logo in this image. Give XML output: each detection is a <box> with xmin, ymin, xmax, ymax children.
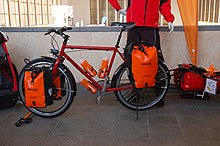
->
<box><xmin>27</xmin><ymin>88</ymin><xmax>38</xmax><ymax>91</ymax></box>
<box><xmin>141</xmin><ymin>62</ymin><xmax>152</xmax><ymax>65</ymax></box>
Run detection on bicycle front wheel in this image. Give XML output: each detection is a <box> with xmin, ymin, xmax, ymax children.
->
<box><xmin>112</xmin><ymin>61</ymin><xmax>170</xmax><ymax>110</ymax></box>
<box><xmin>18</xmin><ymin>57</ymin><xmax>76</xmax><ymax>118</ymax></box>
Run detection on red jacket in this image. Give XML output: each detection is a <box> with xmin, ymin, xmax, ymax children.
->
<box><xmin>108</xmin><ymin>0</ymin><xmax>175</xmax><ymax>27</ymax></box>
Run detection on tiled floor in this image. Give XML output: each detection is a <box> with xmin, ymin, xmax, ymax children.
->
<box><xmin>1</xmin><ymin>91</ymin><xmax>220</xmax><ymax>146</ymax></box>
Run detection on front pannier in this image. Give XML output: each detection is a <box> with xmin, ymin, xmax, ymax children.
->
<box><xmin>24</xmin><ymin>67</ymin><xmax>53</xmax><ymax>108</ymax></box>
<box><xmin>52</xmin><ymin>72</ymin><xmax>66</xmax><ymax>100</ymax></box>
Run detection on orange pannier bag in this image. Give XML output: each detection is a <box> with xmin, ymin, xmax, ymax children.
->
<box><xmin>52</xmin><ymin>73</ymin><xmax>66</xmax><ymax>100</ymax></box>
<box><xmin>132</xmin><ymin>45</ymin><xmax>158</xmax><ymax>88</ymax></box>
<box><xmin>124</xmin><ymin>43</ymin><xmax>158</xmax><ymax>88</ymax></box>
<box><xmin>24</xmin><ymin>68</ymin><xmax>53</xmax><ymax>108</ymax></box>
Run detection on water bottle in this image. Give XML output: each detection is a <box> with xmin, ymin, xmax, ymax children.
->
<box><xmin>80</xmin><ymin>59</ymin><xmax>97</xmax><ymax>77</ymax></box>
<box><xmin>98</xmin><ymin>57</ymin><xmax>109</xmax><ymax>78</ymax></box>
<box><xmin>80</xmin><ymin>78</ymin><xmax>97</xmax><ymax>94</ymax></box>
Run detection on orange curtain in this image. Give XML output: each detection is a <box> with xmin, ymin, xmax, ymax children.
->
<box><xmin>177</xmin><ymin>0</ymin><xmax>198</xmax><ymax>65</ymax></box>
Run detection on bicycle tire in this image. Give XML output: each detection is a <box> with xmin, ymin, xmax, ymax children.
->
<box><xmin>112</xmin><ymin>60</ymin><xmax>170</xmax><ymax>110</ymax></box>
<box><xmin>18</xmin><ymin>57</ymin><xmax>76</xmax><ymax>118</ymax></box>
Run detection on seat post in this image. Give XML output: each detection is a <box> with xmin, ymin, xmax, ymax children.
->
<box><xmin>115</xmin><ymin>28</ymin><xmax>125</xmax><ymax>48</ymax></box>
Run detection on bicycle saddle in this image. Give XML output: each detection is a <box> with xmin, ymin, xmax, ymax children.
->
<box><xmin>111</xmin><ymin>22</ymin><xmax>136</xmax><ymax>29</ymax></box>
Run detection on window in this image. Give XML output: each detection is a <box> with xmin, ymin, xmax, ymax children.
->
<box><xmin>90</xmin><ymin>0</ymin><xmax>126</xmax><ymax>26</ymax></box>
<box><xmin>20</xmin><ymin>0</ymin><xmax>28</xmax><ymax>26</ymax></box>
<box><xmin>199</xmin><ymin>0</ymin><xmax>220</xmax><ymax>24</ymax></box>
<box><xmin>29</xmin><ymin>0</ymin><xmax>36</xmax><ymax>26</ymax></box>
<box><xmin>0</xmin><ymin>0</ymin><xmax>63</xmax><ymax>27</ymax></box>
<box><xmin>90</xmin><ymin>0</ymin><xmax>97</xmax><ymax>24</ymax></box>
<box><xmin>11</xmin><ymin>0</ymin><xmax>20</xmax><ymax>27</ymax></box>
<box><xmin>90</xmin><ymin>0</ymin><xmax>168</xmax><ymax>26</ymax></box>
<box><xmin>90</xmin><ymin>0</ymin><xmax>220</xmax><ymax>26</ymax></box>
<box><xmin>1</xmin><ymin>0</ymin><xmax>219</xmax><ymax>27</ymax></box>
<box><xmin>0</xmin><ymin>0</ymin><xmax>10</xmax><ymax>27</ymax></box>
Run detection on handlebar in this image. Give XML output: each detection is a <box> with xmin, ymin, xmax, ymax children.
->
<box><xmin>45</xmin><ymin>23</ymin><xmax>135</xmax><ymax>46</ymax></box>
<box><xmin>44</xmin><ymin>26</ymin><xmax>72</xmax><ymax>40</ymax></box>
<box><xmin>45</xmin><ymin>23</ymin><xmax>135</xmax><ymax>37</ymax></box>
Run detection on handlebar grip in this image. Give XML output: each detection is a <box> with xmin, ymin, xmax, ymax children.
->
<box><xmin>58</xmin><ymin>26</ymin><xmax>72</xmax><ymax>33</ymax></box>
<box><xmin>57</xmin><ymin>26</ymin><xmax>72</xmax><ymax>38</ymax></box>
<box><xmin>58</xmin><ymin>27</ymin><xmax>66</xmax><ymax>33</ymax></box>
<box><xmin>45</xmin><ymin>26</ymin><xmax>71</xmax><ymax>39</ymax></box>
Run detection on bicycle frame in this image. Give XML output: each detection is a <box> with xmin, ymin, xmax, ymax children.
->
<box><xmin>52</xmin><ymin>41</ymin><xmax>133</xmax><ymax>93</ymax></box>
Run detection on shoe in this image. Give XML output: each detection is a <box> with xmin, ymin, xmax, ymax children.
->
<box><xmin>156</xmin><ymin>100</ymin><xmax>164</xmax><ymax>107</ymax></box>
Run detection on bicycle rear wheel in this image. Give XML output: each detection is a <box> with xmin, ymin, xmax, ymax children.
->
<box><xmin>18</xmin><ymin>57</ymin><xmax>76</xmax><ymax>118</ymax></box>
<box><xmin>112</xmin><ymin>61</ymin><xmax>170</xmax><ymax>110</ymax></box>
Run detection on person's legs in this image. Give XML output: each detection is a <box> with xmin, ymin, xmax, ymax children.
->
<box><xmin>139</xmin><ymin>28</ymin><xmax>165</xmax><ymax>61</ymax></box>
<box><xmin>153</xmin><ymin>28</ymin><xmax>165</xmax><ymax>106</ymax></box>
<box><xmin>127</xmin><ymin>27</ymin><xmax>165</xmax><ymax>107</ymax></box>
<box><xmin>139</xmin><ymin>27</ymin><xmax>165</xmax><ymax>107</ymax></box>
<box><xmin>154</xmin><ymin>28</ymin><xmax>165</xmax><ymax>62</ymax></box>
<box><xmin>127</xmin><ymin>27</ymin><xmax>142</xmax><ymax>44</ymax></box>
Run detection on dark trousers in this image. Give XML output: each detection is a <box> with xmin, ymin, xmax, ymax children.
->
<box><xmin>127</xmin><ymin>26</ymin><xmax>164</xmax><ymax>61</ymax></box>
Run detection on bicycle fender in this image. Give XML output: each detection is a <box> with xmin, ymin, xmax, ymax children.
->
<box><xmin>111</xmin><ymin>63</ymin><xmax>126</xmax><ymax>87</ymax></box>
<box><xmin>34</xmin><ymin>56</ymin><xmax>77</xmax><ymax>96</ymax></box>
<box><xmin>113</xmin><ymin>63</ymin><xmax>126</xmax><ymax>77</ymax></box>
<box><xmin>159</xmin><ymin>60</ymin><xmax>171</xmax><ymax>79</ymax></box>
<box><xmin>40</xmin><ymin>56</ymin><xmax>56</xmax><ymax>61</ymax></box>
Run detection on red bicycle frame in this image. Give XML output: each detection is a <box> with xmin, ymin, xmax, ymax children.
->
<box><xmin>52</xmin><ymin>42</ymin><xmax>133</xmax><ymax>93</ymax></box>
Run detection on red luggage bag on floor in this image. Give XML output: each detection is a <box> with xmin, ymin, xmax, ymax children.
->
<box><xmin>174</xmin><ymin>64</ymin><xmax>206</xmax><ymax>91</ymax></box>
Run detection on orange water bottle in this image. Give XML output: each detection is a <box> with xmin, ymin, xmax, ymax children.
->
<box><xmin>80</xmin><ymin>79</ymin><xmax>97</xmax><ymax>94</ymax></box>
<box><xmin>98</xmin><ymin>57</ymin><xmax>109</xmax><ymax>78</ymax></box>
<box><xmin>80</xmin><ymin>59</ymin><xmax>97</xmax><ymax>77</ymax></box>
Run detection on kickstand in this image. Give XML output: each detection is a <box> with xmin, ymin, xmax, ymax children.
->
<box><xmin>15</xmin><ymin>112</ymin><xmax>32</xmax><ymax>127</ymax></box>
<box><xmin>136</xmin><ymin>89</ymin><xmax>140</xmax><ymax>120</ymax></box>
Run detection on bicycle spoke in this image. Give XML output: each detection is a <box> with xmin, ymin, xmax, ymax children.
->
<box><xmin>53</xmin><ymin>87</ymin><xmax>75</xmax><ymax>93</ymax></box>
<box><xmin>113</xmin><ymin>61</ymin><xmax>170</xmax><ymax>110</ymax></box>
<box><xmin>19</xmin><ymin>58</ymin><xmax>75</xmax><ymax>118</ymax></box>
<box><xmin>123</xmin><ymin>89</ymin><xmax>138</xmax><ymax>103</ymax></box>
